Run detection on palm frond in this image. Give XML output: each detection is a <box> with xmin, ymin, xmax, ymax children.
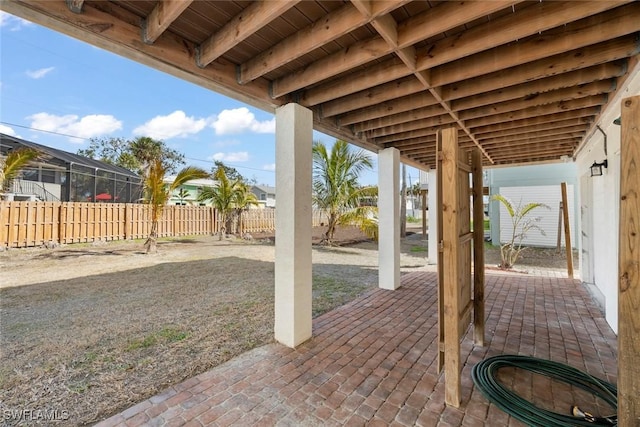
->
<box><xmin>1</xmin><ymin>148</ymin><xmax>39</xmax><ymax>190</ymax></box>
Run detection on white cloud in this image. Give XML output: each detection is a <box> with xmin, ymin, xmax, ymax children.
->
<box><xmin>211</xmin><ymin>151</ymin><xmax>249</xmax><ymax>162</ymax></box>
<box><xmin>26</xmin><ymin>67</ymin><xmax>55</xmax><ymax>79</ymax></box>
<box><xmin>0</xmin><ymin>124</ymin><xmax>18</xmax><ymax>136</ymax></box>
<box><xmin>28</xmin><ymin>112</ymin><xmax>122</xmax><ymax>142</ymax></box>
<box><xmin>133</xmin><ymin>110</ymin><xmax>207</xmax><ymax>140</ymax></box>
<box><xmin>262</xmin><ymin>163</ymin><xmax>276</xmax><ymax>171</ymax></box>
<box><xmin>211</xmin><ymin>107</ymin><xmax>275</xmax><ymax>135</ymax></box>
<box><xmin>0</xmin><ymin>11</ymin><xmax>32</xmax><ymax>31</ymax></box>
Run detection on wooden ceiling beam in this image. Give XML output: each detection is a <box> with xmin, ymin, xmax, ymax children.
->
<box><xmin>464</xmin><ymin>95</ymin><xmax>606</xmax><ymax>129</ymax></box>
<box><xmin>143</xmin><ymin>0</ymin><xmax>193</xmax><ymax>44</ymax></box>
<box><xmin>271</xmin><ymin>35</ymin><xmax>393</xmax><ymax>98</ymax></box>
<box><xmin>417</xmin><ymin>1</ymin><xmax>627</xmax><ymax>72</ymax></box>
<box><xmin>475</xmin><ymin>118</ymin><xmax>594</xmax><ymax>139</ymax></box>
<box><xmin>338</xmin><ymin>92</ymin><xmax>439</xmax><ymax>126</ymax></box>
<box><xmin>304</xmin><ymin>1</ymin><xmax>631</xmax><ymax>108</ymax></box>
<box><xmin>239</xmin><ymin>3</ymin><xmax>367</xmax><ymax>84</ymax></box>
<box><xmin>372</xmin><ymin>121</ymin><xmax>458</xmax><ymax>145</ymax></box>
<box><xmin>452</xmin><ymin>64</ymin><xmax>625</xmax><ymax>112</ymax></box>
<box><xmin>489</xmin><ymin>144</ymin><xmax>579</xmax><ymax>158</ymax></box>
<box><xmin>470</xmin><ymin>108</ymin><xmax>599</xmax><ymax>135</ymax></box>
<box><xmin>298</xmin><ymin>1</ymin><xmax>516</xmax><ymax>105</ymax></box>
<box><xmin>367</xmin><ymin>114</ymin><xmax>457</xmax><ymax>139</ymax></box>
<box><xmin>196</xmin><ymin>0</ymin><xmax>298</xmax><ymax>68</ymax></box>
<box><xmin>442</xmin><ymin>39</ymin><xmax>636</xmax><ymax>102</ymax></box>
<box><xmin>331</xmin><ymin>38</ymin><xmax>636</xmax><ymax>123</ymax></box>
<box><xmin>428</xmin><ymin>3</ymin><xmax>640</xmax><ymax>88</ymax></box>
<box><xmin>353</xmin><ymin>104</ymin><xmax>445</xmax><ymax>133</ymax></box>
<box><xmin>322</xmin><ymin>77</ymin><xmax>427</xmax><ymax>118</ymax></box>
<box><xmin>481</xmin><ymin>132</ymin><xmax>586</xmax><ymax>148</ymax></box>
<box><xmin>459</xmin><ymin>80</ymin><xmax>615</xmax><ymax>121</ymax></box>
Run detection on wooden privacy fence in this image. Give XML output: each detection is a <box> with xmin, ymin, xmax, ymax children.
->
<box><xmin>1</xmin><ymin>202</ymin><xmax>330</xmax><ymax>248</ymax></box>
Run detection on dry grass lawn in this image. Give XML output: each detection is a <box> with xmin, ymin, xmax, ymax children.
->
<box><xmin>0</xmin><ymin>227</ymin><xmax>427</xmax><ymax>426</ymax></box>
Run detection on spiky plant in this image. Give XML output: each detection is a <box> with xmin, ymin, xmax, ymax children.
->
<box><xmin>1</xmin><ymin>148</ymin><xmax>39</xmax><ymax>192</ymax></box>
<box><xmin>492</xmin><ymin>194</ymin><xmax>550</xmax><ymax>269</ymax></box>
<box><xmin>313</xmin><ymin>140</ymin><xmax>378</xmax><ymax>244</ymax></box>
<box><xmin>143</xmin><ymin>159</ymin><xmax>208</xmax><ymax>253</ymax></box>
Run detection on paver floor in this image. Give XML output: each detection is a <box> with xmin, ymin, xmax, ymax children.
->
<box><xmin>97</xmin><ymin>271</ymin><xmax>618</xmax><ymax>426</ymax></box>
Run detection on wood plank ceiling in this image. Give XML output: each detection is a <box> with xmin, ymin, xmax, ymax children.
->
<box><xmin>3</xmin><ymin>0</ymin><xmax>640</xmax><ymax>169</ymax></box>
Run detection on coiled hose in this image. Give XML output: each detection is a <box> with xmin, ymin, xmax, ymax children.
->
<box><xmin>471</xmin><ymin>354</ymin><xmax>617</xmax><ymax>427</ymax></box>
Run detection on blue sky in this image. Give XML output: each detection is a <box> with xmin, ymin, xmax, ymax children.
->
<box><xmin>0</xmin><ymin>11</ymin><xmax>422</xmax><ymax>187</ymax></box>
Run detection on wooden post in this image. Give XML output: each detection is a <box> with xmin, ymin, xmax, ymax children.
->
<box><xmin>556</xmin><ymin>201</ymin><xmax>563</xmax><ymax>253</ymax></box>
<box><xmin>437</xmin><ymin>136</ymin><xmax>445</xmax><ymax>374</ymax></box>
<box><xmin>472</xmin><ymin>149</ymin><xmax>485</xmax><ymax>347</ymax></box>
<box><xmin>421</xmin><ymin>190</ymin><xmax>427</xmax><ymax>239</ymax></box>
<box><xmin>618</xmin><ymin>94</ymin><xmax>640</xmax><ymax>427</ymax></box>
<box><xmin>439</xmin><ymin>127</ymin><xmax>461</xmax><ymax>407</ymax></box>
<box><xmin>560</xmin><ymin>182</ymin><xmax>573</xmax><ymax>278</ymax></box>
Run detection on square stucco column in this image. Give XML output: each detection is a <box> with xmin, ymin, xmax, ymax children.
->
<box><xmin>274</xmin><ymin>103</ymin><xmax>313</xmax><ymax>348</ymax></box>
<box><xmin>378</xmin><ymin>147</ymin><xmax>400</xmax><ymax>290</ymax></box>
<box><xmin>428</xmin><ymin>168</ymin><xmax>438</xmax><ymax>265</ymax></box>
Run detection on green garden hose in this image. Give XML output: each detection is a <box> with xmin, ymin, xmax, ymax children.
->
<box><xmin>471</xmin><ymin>355</ymin><xmax>617</xmax><ymax>426</ymax></box>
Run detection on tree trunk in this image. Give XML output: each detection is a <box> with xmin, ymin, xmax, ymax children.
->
<box><xmin>322</xmin><ymin>212</ymin><xmax>338</xmax><ymax>244</ymax></box>
<box><xmin>219</xmin><ymin>213</ymin><xmax>226</xmax><ymax>240</ymax></box>
<box><xmin>144</xmin><ymin>221</ymin><xmax>158</xmax><ymax>253</ymax></box>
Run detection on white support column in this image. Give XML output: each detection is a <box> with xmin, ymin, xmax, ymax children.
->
<box><xmin>274</xmin><ymin>103</ymin><xmax>313</xmax><ymax>348</ymax></box>
<box><xmin>378</xmin><ymin>147</ymin><xmax>400</xmax><ymax>290</ymax></box>
<box><xmin>428</xmin><ymin>169</ymin><xmax>438</xmax><ymax>265</ymax></box>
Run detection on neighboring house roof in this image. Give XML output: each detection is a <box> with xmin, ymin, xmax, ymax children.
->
<box><xmin>163</xmin><ymin>176</ymin><xmax>217</xmax><ymax>187</ymax></box>
<box><xmin>252</xmin><ymin>185</ymin><xmax>276</xmax><ymax>195</ymax></box>
<box><xmin>0</xmin><ymin>133</ymin><xmax>140</xmax><ymax>178</ymax></box>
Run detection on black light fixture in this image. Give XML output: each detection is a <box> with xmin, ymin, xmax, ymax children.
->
<box><xmin>590</xmin><ymin>159</ymin><xmax>608</xmax><ymax>177</ymax></box>
<box><xmin>590</xmin><ymin>125</ymin><xmax>609</xmax><ymax>177</ymax></box>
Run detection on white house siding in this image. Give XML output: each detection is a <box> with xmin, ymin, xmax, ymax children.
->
<box><xmin>497</xmin><ymin>185</ymin><xmax>575</xmax><ymax>248</ymax></box>
<box><xmin>488</xmin><ymin>163</ymin><xmax>579</xmax><ymax>248</ymax></box>
<box><xmin>573</xmin><ymin>66</ymin><xmax>640</xmax><ymax>334</ymax></box>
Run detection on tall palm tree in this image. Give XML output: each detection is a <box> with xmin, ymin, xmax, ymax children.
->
<box><xmin>198</xmin><ymin>167</ymin><xmax>237</xmax><ymax>240</ymax></box>
<box><xmin>143</xmin><ymin>159</ymin><xmax>208</xmax><ymax>253</ymax></box>
<box><xmin>313</xmin><ymin>140</ymin><xmax>378</xmax><ymax>244</ymax></box>
<box><xmin>231</xmin><ymin>181</ymin><xmax>259</xmax><ymax>236</ymax></box>
<box><xmin>1</xmin><ymin>148</ymin><xmax>39</xmax><ymax>193</ymax></box>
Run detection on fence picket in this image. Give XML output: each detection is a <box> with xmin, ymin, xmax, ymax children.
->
<box><xmin>0</xmin><ymin>202</ymin><xmax>333</xmax><ymax>248</ymax></box>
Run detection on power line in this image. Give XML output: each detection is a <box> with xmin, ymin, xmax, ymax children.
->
<box><xmin>0</xmin><ymin>121</ymin><xmax>88</xmax><ymax>140</ymax></box>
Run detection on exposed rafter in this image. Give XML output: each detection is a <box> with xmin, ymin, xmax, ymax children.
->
<box><xmin>2</xmin><ymin>0</ymin><xmax>638</xmax><ymax>169</ymax></box>
<box><xmin>197</xmin><ymin>0</ymin><xmax>299</xmax><ymax>68</ymax></box>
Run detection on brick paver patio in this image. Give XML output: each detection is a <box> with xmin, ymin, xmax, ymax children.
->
<box><xmin>96</xmin><ymin>271</ymin><xmax>618</xmax><ymax>426</ymax></box>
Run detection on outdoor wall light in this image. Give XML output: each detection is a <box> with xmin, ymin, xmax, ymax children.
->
<box><xmin>590</xmin><ymin>159</ymin><xmax>608</xmax><ymax>177</ymax></box>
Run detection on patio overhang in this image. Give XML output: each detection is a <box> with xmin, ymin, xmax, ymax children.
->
<box><xmin>2</xmin><ymin>1</ymin><xmax>639</xmax><ymax>424</ymax></box>
<box><xmin>2</xmin><ymin>1</ymin><xmax>639</xmax><ymax>168</ymax></box>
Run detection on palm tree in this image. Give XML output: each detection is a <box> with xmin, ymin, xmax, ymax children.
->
<box><xmin>176</xmin><ymin>188</ymin><xmax>190</xmax><ymax>205</ymax></box>
<box><xmin>143</xmin><ymin>159</ymin><xmax>208</xmax><ymax>253</ymax></box>
<box><xmin>492</xmin><ymin>194</ymin><xmax>550</xmax><ymax>269</ymax></box>
<box><xmin>198</xmin><ymin>167</ymin><xmax>237</xmax><ymax>240</ymax></box>
<box><xmin>231</xmin><ymin>181</ymin><xmax>259</xmax><ymax>236</ymax></box>
<box><xmin>1</xmin><ymin>148</ymin><xmax>39</xmax><ymax>193</ymax></box>
<box><xmin>313</xmin><ymin>140</ymin><xmax>378</xmax><ymax>244</ymax></box>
